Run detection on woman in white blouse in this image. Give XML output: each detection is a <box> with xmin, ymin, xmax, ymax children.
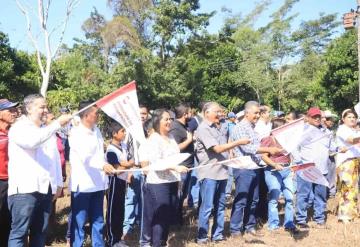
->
<box><xmin>336</xmin><ymin>109</ymin><xmax>360</xmax><ymax>223</ymax></box>
<box><xmin>141</xmin><ymin>109</ymin><xmax>188</xmax><ymax>247</ymax></box>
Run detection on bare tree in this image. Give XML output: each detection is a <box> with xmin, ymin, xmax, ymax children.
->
<box><xmin>15</xmin><ymin>0</ymin><xmax>80</xmax><ymax>97</ymax></box>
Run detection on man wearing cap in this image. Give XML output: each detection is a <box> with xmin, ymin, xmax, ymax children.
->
<box><xmin>321</xmin><ymin>110</ymin><xmax>337</xmax><ymax>198</ymax></box>
<box><xmin>292</xmin><ymin>107</ymin><xmax>337</xmax><ymax>229</ymax></box>
<box><xmin>224</xmin><ymin>112</ymin><xmax>237</xmax><ymax>200</ymax></box>
<box><xmin>0</xmin><ymin>99</ymin><xmax>18</xmax><ymax>246</ymax></box>
<box><xmin>227</xmin><ymin>112</ymin><xmax>237</xmax><ymax>136</ymax></box>
<box><xmin>322</xmin><ymin>110</ymin><xmax>337</xmax><ymax>130</ymax></box>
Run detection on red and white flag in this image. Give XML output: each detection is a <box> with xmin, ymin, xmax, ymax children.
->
<box><xmin>271</xmin><ymin>118</ymin><xmax>304</xmax><ymax>153</ymax></box>
<box><xmin>296</xmin><ymin>163</ymin><xmax>329</xmax><ymax>187</ymax></box>
<box><xmin>96</xmin><ymin>81</ymin><xmax>146</xmax><ymax>144</ymax></box>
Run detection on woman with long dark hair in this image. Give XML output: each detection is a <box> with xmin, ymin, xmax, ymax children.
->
<box><xmin>141</xmin><ymin>109</ymin><xmax>188</xmax><ymax>247</ymax></box>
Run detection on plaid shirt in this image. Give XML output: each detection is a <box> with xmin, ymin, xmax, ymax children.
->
<box><xmin>230</xmin><ymin>119</ymin><xmax>261</xmax><ymax>164</ymax></box>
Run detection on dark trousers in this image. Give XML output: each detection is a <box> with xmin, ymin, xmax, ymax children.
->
<box><xmin>8</xmin><ymin>187</ymin><xmax>53</xmax><ymax>247</ymax></box>
<box><xmin>0</xmin><ymin>180</ymin><xmax>11</xmax><ymax>247</ymax></box>
<box><xmin>142</xmin><ymin>182</ymin><xmax>178</xmax><ymax>247</ymax></box>
<box><xmin>178</xmin><ymin>171</ymin><xmax>192</xmax><ymax>224</ymax></box>
<box><xmin>106</xmin><ymin>176</ymin><xmax>126</xmax><ymax>246</ymax></box>
<box><xmin>230</xmin><ymin>169</ymin><xmax>259</xmax><ymax>234</ymax></box>
<box><xmin>256</xmin><ymin>169</ymin><xmax>268</xmax><ymax>221</ymax></box>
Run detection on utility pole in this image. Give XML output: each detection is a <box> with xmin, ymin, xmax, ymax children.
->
<box><xmin>357</xmin><ymin>0</ymin><xmax>360</xmax><ymax>101</ymax></box>
<box><xmin>343</xmin><ymin>4</ymin><xmax>360</xmax><ymax>101</ymax></box>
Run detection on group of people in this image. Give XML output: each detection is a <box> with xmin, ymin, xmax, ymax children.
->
<box><xmin>0</xmin><ymin>94</ymin><xmax>359</xmax><ymax>247</ymax></box>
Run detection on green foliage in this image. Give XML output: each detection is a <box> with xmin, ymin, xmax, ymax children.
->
<box><xmin>1</xmin><ymin>0</ymin><xmax>358</xmax><ymax>116</ymax></box>
<box><xmin>0</xmin><ymin>31</ymin><xmax>39</xmax><ymax>100</ymax></box>
<box><xmin>320</xmin><ymin>30</ymin><xmax>358</xmax><ymax>112</ymax></box>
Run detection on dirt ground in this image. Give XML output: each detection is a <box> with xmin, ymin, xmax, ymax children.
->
<box><xmin>48</xmin><ymin>168</ymin><xmax>360</xmax><ymax>247</ymax></box>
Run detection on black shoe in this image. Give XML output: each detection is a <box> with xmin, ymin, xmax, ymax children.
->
<box><xmin>285</xmin><ymin>227</ymin><xmax>300</xmax><ymax>235</ymax></box>
<box><xmin>296</xmin><ymin>223</ymin><xmax>310</xmax><ymax>229</ymax></box>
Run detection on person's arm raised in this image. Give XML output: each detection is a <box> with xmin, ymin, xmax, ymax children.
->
<box><xmin>11</xmin><ymin>114</ymin><xmax>72</xmax><ymax>149</ymax></box>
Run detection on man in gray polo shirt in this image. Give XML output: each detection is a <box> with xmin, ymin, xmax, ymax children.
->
<box><xmin>195</xmin><ymin>102</ymin><xmax>250</xmax><ymax>244</ymax></box>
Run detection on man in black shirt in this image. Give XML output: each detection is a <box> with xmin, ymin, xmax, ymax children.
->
<box><xmin>169</xmin><ymin>103</ymin><xmax>194</xmax><ymax>224</ymax></box>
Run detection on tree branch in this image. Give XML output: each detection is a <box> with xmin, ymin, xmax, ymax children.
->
<box><xmin>15</xmin><ymin>0</ymin><xmax>45</xmax><ymax>77</ymax></box>
<box><xmin>52</xmin><ymin>0</ymin><xmax>80</xmax><ymax>58</ymax></box>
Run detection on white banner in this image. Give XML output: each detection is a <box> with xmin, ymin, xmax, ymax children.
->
<box><xmin>297</xmin><ymin>165</ymin><xmax>329</xmax><ymax>187</ymax></box>
<box><xmin>271</xmin><ymin>118</ymin><xmax>304</xmax><ymax>153</ymax></box>
<box><xmin>114</xmin><ymin>155</ymin><xmax>259</xmax><ymax>173</ymax></box>
<box><xmin>96</xmin><ymin>81</ymin><xmax>146</xmax><ymax>145</ymax></box>
<box><xmin>218</xmin><ymin>156</ymin><xmax>260</xmax><ymax>170</ymax></box>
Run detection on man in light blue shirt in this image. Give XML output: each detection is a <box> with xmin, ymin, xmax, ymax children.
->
<box><xmin>292</xmin><ymin>107</ymin><xmax>337</xmax><ymax>229</ymax></box>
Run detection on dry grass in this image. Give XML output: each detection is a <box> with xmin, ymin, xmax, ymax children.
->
<box><xmin>48</xmin><ymin>166</ymin><xmax>360</xmax><ymax>247</ymax></box>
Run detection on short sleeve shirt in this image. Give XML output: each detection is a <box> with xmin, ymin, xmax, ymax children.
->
<box><xmin>169</xmin><ymin>120</ymin><xmax>194</xmax><ymax>167</ymax></box>
<box><xmin>195</xmin><ymin>120</ymin><xmax>228</xmax><ymax>181</ymax></box>
<box><xmin>230</xmin><ymin>119</ymin><xmax>261</xmax><ymax>164</ymax></box>
<box><xmin>106</xmin><ymin>143</ymin><xmax>128</xmax><ymax>181</ymax></box>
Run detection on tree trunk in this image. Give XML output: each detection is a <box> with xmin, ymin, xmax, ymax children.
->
<box><xmin>40</xmin><ymin>70</ymin><xmax>50</xmax><ymax>97</ymax></box>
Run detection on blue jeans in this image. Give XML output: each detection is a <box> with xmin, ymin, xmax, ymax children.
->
<box><xmin>71</xmin><ymin>190</ymin><xmax>105</xmax><ymax>247</ymax></box>
<box><xmin>327</xmin><ymin>161</ymin><xmax>337</xmax><ymax>197</ymax></box>
<box><xmin>264</xmin><ymin>168</ymin><xmax>295</xmax><ymax>229</ymax></box>
<box><xmin>230</xmin><ymin>169</ymin><xmax>259</xmax><ymax>234</ymax></box>
<box><xmin>123</xmin><ymin>172</ymin><xmax>142</xmax><ymax>235</ymax></box>
<box><xmin>197</xmin><ymin>179</ymin><xmax>226</xmax><ymax>242</ymax></box>
<box><xmin>8</xmin><ymin>189</ymin><xmax>52</xmax><ymax>247</ymax></box>
<box><xmin>140</xmin><ymin>177</ymin><xmax>151</xmax><ymax>247</ymax></box>
<box><xmin>187</xmin><ymin>170</ymin><xmax>200</xmax><ymax>208</ymax></box>
<box><xmin>296</xmin><ymin>174</ymin><xmax>327</xmax><ymax>224</ymax></box>
<box><xmin>225</xmin><ymin>168</ymin><xmax>233</xmax><ymax>196</ymax></box>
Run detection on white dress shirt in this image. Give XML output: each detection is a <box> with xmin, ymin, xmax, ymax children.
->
<box><xmin>8</xmin><ymin>116</ymin><xmax>63</xmax><ymax>196</ymax></box>
<box><xmin>69</xmin><ymin>123</ymin><xmax>108</xmax><ymax>192</ymax></box>
<box><xmin>255</xmin><ymin>119</ymin><xmax>272</xmax><ymax>141</ymax></box>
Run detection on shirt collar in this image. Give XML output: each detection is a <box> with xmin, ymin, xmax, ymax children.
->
<box><xmin>204</xmin><ymin>119</ymin><xmax>216</xmax><ymax>128</ymax></box>
<box><xmin>241</xmin><ymin>118</ymin><xmax>255</xmax><ymax>128</ymax></box>
<box><xmin>174</xmin><ymin>119</ymin><xmax>186</xmax><ymax>128</ymax></box>
<box><xmin>79</xmin><ymin>122</ymin><xmax>96</xmax><ymax>134</ymax></box>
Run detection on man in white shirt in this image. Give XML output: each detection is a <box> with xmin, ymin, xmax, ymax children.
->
<box><xmin>69</xmin><ymin>101</ymin><xmax>115</xmax><ymax>247</ymax></box>
<box><xmin>254</xmin><ymin>105</ymin><xmax>272</xmax><ymax>141</ymax></box>
<box><xmin>254</xmin><ymin>105</ymin><xmax>272</xmax><ymax>222</ymax></box>
<box><xmin>7</xmin><ymin>94</ymin><xmax>72</xmax><ymax>247</ymax></box>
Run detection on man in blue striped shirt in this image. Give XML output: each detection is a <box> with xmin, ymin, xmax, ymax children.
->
<box><xmin>229</xmin><ymin>101</ymin><xmax>282</xmax><ymax>238</ymax></box>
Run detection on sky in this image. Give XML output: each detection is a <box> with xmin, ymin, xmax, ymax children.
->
<box><xmin>0</xmin><ymin>0</ymin><xmax>355</xmax><ymax>52</ymax></box>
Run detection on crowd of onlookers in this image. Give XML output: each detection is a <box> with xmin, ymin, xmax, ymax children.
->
<box><xmin>0</xmin><ymin>94</ymin><xmax>359</xmax><ymax>247</ymax></box>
